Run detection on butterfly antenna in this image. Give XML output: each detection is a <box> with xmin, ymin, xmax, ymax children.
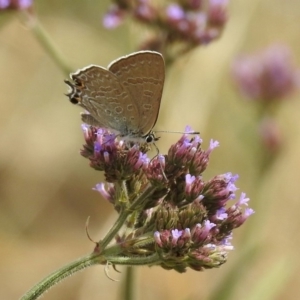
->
<box><xmin>154</xmin><ymin>130</ymin><xmax>200</xmax><ymax>135</ymax></box>
<box><xmin>153</xmin><ymin>141</ymin><xmax>160</xmax><ymax>157</ymax></box>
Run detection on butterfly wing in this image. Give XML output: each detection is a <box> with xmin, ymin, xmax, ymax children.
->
<box><xmin>65</xmin><ymin>65</ymin><xmax>140</xmax><ymax>135</ymax></box>
<box><xmin>108</xmin><ymin>51</ymin><xmax>165</xmax><ymax>136</ymax></box>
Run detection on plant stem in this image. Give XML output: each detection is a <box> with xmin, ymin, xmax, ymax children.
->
<box><xmin>20</xmin><ymin>252</ymin><xmax>105</xmax><ymax>300</ymax></box>
<box><xmin>105</xmin><ymin>253</ymin><xmax>160</xmax><ymax>266</ymax></box>
<box><xmin>99</xmin><ymin>183</ymin><xmax>157</xmax><ymax>248</ymax></box>
<box><xmin>21</xmin><ymin>11</ymin><xmax>73</xmax><ymax>76</ymax></box>
<box><xmin>123</xmin><ymin>267</ymin><xmax>135</xmax><ymax>300</ymax></box>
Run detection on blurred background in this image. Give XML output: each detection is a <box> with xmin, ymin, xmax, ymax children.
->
<box><xmin>1</xmin><ymin>0</ymin><xmax>300</xmax><ymax>299</ymax></box>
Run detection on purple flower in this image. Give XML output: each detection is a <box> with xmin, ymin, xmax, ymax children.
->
<box><xmin>0</xmin><ymin>0</ymin><xmax>9</xmax><ymax>9</ymax></box>
<box><xmin>208</xmin><ymin>0</ymin><xmax>228</xmax><ymax>26</ymax></box>
<box><xmin>166</xmin><ymin>4</ymin><xmax>185</xmax><ymax>21</ymax></box>
<box><xmin>165</xmin><ymin>131</ymin><xmax>213</xmax><ymax>177</ymax></box>
<box><xmin>232</xmin><ymin>44</ymin><xmax>300</xmax><ymax>101</ymax></box>
<box><xmin>191</xmin><ymin>221</ymin><xmax>216</xmax><ymax>245</ymax></box>
<box><xmin>77</xmin><ymin>123</ymin><xmax>252</xmax><ymax>272</ymax></box>
<box><xmin>102</xmin><ymin>1</ymin><xmax>230</xmax><ymax>61</ymax></box>
<box><xmin>201</xmin><ymin>172</ymin><xmax>239</xmax><ymax>214</ymax></box>
<box><xmin>134</xmin><ymin>1</ymin><xmax>157</xmax><ymax>22</ymax></box>
<box><xmin>80</xmin><ymin>125</ymin><xmax>150</xmax><ymax>182</ymax></box>
<box><xmin>222</xmin><ymin>192</ymin><xmax>254</xmax><ymax>228</ymax></box>
<box><xmin>236</xmin><ymin>192</ymin><xmax>250</xmax><ymax>206</ymax></box>
<box><xmin>171</xmin><ymin>229</ymin><xmax>183</xmax><ymax>245</ymax></box>
<box><xmin>0</xmin><ymin>0</ymin><xmax>32</xmax><ymax>10</ymax></box>
<box><xmin>184</xmin><ymin>174</ymin><xmax>204</xmax><ymax>201</ymax></box>
<box><xmin>93</xmin><ymin>183</ymin><xmax>115</xmax><ymax>205</ymax></box>
<box><xmin>145</xmin><ymin>155</ymin><xmax>166</xmax><ymax>185</ymax></box>
<box><xmin>215</xmin><ymin>207</ymin><xmax>228</xmax><ymax>220</ymax></box>
<box><xmin>103</xmin><ymin>5</ymin><xmax>125</xmax><ymax>29</ymax></box>
<box><xmin>18</xmin><ymin>0</ymin><xmax>31</xmax><ymax>8</ymax></box>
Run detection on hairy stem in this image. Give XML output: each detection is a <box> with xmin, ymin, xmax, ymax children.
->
<box><xmin>20</xmin><ymin>252</ymin><xmax>106</xmax><ymax>300</ymax></box>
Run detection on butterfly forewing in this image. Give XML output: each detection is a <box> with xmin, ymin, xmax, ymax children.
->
<box><xmin>68</xmin><ymin>65</ymin><xmax>140</xmax><ymax>134</ymax></box>
<box><xmin>108</xmin><ymin>51</ymin><xmax>165</xmax><ymax>136</ymax></box>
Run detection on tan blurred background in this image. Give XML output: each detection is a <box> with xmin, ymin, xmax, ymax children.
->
<box><xmin>1</xmin><ymin>0</ymin><xmax>300</xmax><ymax>299</ymax></box>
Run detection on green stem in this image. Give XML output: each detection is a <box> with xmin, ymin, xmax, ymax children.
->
<box><xmin>99</xmin><ymin>184</ymin><xmax>157</xmax><ymax>248</ymax></box>
<box><xmin>21</xmin><ymin>181</ymin><xmax>157</xmax><ymax>299</ymax></box>
<box><xmin>100</xmin><ymin>207</ymin><xmax>131</xmax><ymax>249</ymax></box>
<box><xmin>105</xmin><ymin>253</ymin><xmax>160</xmax><ymax>266</ymax></box>
<box><xmin>20</xmin><ymin>252</ymin><xmax>106</xmax><ymax>300</ymax></box>
<box><xmin>123</xmin><ymin>267</ymin><xmax>135</xmax><ymax>300</ymax></box>
<box><xmin>21</xmin><ymin>11</ymin><xmax>73</xmax><ymax>76</ymax></box>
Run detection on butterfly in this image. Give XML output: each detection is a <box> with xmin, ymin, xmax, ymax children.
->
<box><xmin>65</xmin><ymin>51</ymin><xmax>165</xmax><ymax>143</ymax></box>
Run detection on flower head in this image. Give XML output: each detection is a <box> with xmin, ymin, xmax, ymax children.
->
<box><xmin>232</xmin><ymin>44</ymin><xmax>300</xmax><ymax>102</ymax></box>
<box><xmin>80</xmin><ymin>123</ymin><xmax>253</xmax><ymax>273</ymax></box>
<box><xmin>102</xmin><ymin>0</ymin><xmax>230</xmax><ymax>61</ymax></box>
<box><xmin>81</xmin><ymin>126</ymin><xmax>150</xmax><ymax>182</ymax></box>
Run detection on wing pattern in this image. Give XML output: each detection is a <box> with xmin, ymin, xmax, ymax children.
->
<box><xmin>65</xmin><ymin>51</ymin><xmax>165</xmax><ymax>139</ymax></box>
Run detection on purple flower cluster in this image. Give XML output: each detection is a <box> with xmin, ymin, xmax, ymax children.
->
<box><xmin>232</xmin><ymin>44</ymin><xmax>300</xmax><ymax>153</ymax></box>
<box><xmin>81</xmin><ymin>124</ymin><xmax>150</xmax><ymax>182</ymax></box>
<box><xmin>81</xmin><ymin>124</ymin><xmax>253</xmax><ymax>272</ymax></box>
<box><xmin>103</xmin><ymin>0</ymin><xmax>229</xmax><ymax>60</ymax></box>
<box><xmin>0</xmin><ymin>0</ymin><xmax>32</xmax><ymax>10</ymax></box>
<box><xmin>232</xmin><ymin>44</ymin><xmax>300</xmax><ymax>102</ymax></box>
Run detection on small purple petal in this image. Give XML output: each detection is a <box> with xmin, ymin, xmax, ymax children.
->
<box><xmin>166</xmin><ymin>4</ymin><xmax>185</xmax><ymax>21</ymax></box>
<box><xmin>236</xmin><ymin>192</ymin><xmax>250</xmax><ymax>206</ymax></box>
<box><xmin>172</xmin><ymin>229</ymin><xmax>183</xmax><ymax>239</ymax></box>
<box><xmin>103</xmin><ymin>7</ymin><xmax>124</xmax><ymax>29</ymax></box>
<box><xmin>227</xmin><ymin>173</ymin><xmax>239</xmax><ymax>183</ymax></box>
<box><xmin>94</xmin><ymin>142</ymin><xmax>101</xmax><ymax>153</ymax></box>
<box><xmin>140</xmin><ymin>152</ymin><xmax>150</xmax><ymax>165</ymax></box>
<box><xmin>19</xmin><ymin>0</ymin><xmax>32</xmax><ymax>8</ymax></box>
<box><xmin>93</xmin><ymin>183</ymin><xmax>113</xmax><ymax>202</ymax></box>
<box><xmin>244</xmin><ymin>208</ymin><xmax>255</xmax><ymax>217</ymax></box>
<box><xmin>186</xmin><ymin>174</ymin><xmax>196</xmax><ymax>185</ymax></box>
<box><xmin>227</xmin><ymin>181</ymin><xmax>238</xmax><ymax>193</ymax></box>
<box><xmin>185</xmin><ymin>125</ymin><xmax>193</xmax><ymax>133</ymax></box>
<box><xmin>216</xmin><ymin>208</ymin><xmax>228</xmax><ymax>220</ymax></box>
<box><xmin>204</xmin><ymin>220</ymin><xmax>216</xmax><ymax>230</ymax></box>
<box><xmin>0</xmin><ymin>0</ymin><xmax>9</xmax><ymax>8</ymax></box>
<box><xmin>210</xmin><ymin>139</ymin><xmax>219</xmax><ymax>150</ymax></box>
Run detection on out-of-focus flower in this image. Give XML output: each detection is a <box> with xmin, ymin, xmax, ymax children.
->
<box><xmin>102</xmin><ymin>4</ymin><xmax>125</xmax><ymax>28</ymax></box>
<box><xmin>232</xmin><ymin>45</ymin><xmax>300</xmax><ymax>102</ymax></box>
<box><xmin>102</xmin><ymin>0</ymin><xmax>230</xmax><ymax>61</ymax></box>
<box><xmin>83</xmin><ymin>123</ymin><xmax>253</xmax><ymax>272</ymax></box>
<box><xmin>208</xmin><ymin>0</ymin><xmax>228</xmax><ymax>27</ymax></box>
<box><xmin>0</xmin><ymin>0</ymin><xmax>32</xmax><ymax>10</ymax></box>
